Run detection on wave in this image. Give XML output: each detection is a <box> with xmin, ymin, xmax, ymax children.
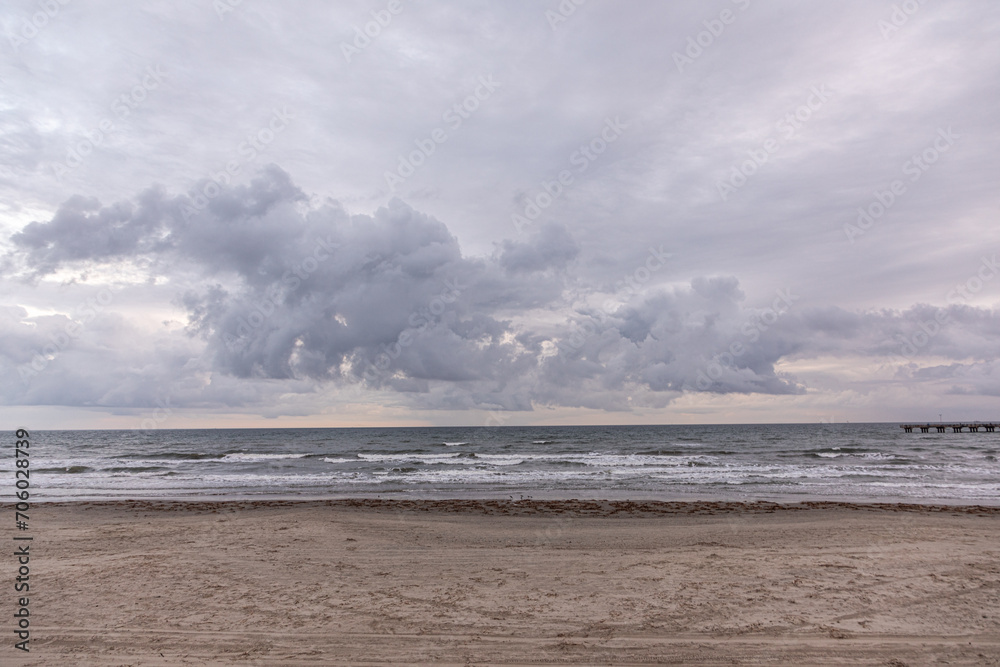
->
<box><xmin>815</xmin><ymin>451</ymin><xmax>896</xmax><ymax>460</ymax></box>
<box><xmin>353</xmin><ymin>451</ymin><xmax>718</xmax><ymax>468</ymax></box>
<box><xmin>443</xmin><ymin>442</ymin><xmax>469</xmax><ymax>446</ymax></box>
<box><xmin>221</xmin><ymin>453</ymin><xmax>310</xmax><ymax>462</ymax></box>
<box><xmin>359</xmin><ymin>453</ymin><xmax>462</xmax><ymax>462</ymax></box>
<box><xmin>123</xmin><ymin>452</ymin><xmax>222</xmax><ymax>461</ymax></box>
<box><xmin>37</xmin><ymin>466</ymin><xmax>93</xmax><ymax>474</ymax></box>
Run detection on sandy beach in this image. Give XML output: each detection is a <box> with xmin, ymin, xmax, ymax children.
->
<box><xmin>9</xmin><ymin>499</ymin><xmax>1000</xmax><ymax>665</ymax></box>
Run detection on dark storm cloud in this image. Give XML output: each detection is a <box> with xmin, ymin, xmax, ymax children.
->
<box><xmin>8</xmin><ymin>166</ymin><xmax>305</xmax><ymax>276</ymax></box>
<box><xmin>498</xmin><ymin>223</ymin><xmax>579</xmax><ymax>274</ymax></box>
<box><xmin>5</xmin><ymin>168</ymin><xmax>1000</xmax><ymax>412</ymax></box>
<box><xmin>2</xmin><ymin>169</ymin><xmax>567</xmax><ymax>408</ymax></box>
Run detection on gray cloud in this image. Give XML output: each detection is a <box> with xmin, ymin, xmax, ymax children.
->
<box><xmin>4</xmin><ymin>168</ymin><xmax>1000</xmax><ymax>417</ymax></box>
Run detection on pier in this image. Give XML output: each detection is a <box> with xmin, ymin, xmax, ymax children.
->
<box><xmin>900</xmin><ymin>423</ymin><xmax>998</xmax><ymax>433</ymax></box>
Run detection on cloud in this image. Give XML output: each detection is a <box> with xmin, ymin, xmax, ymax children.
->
<box><xmin>497</xmin><ymin>222</ymin><xmax>579</xmax><ymax>274</ymax></box>
<box><xmin>8</xmin><ymin>166</ymin><xmax>306</xmax><ymax>277</ymax></box>
<box><xmin>5</xmin><ymin>167</ymin><xmax>1000</xmax><ymax>417</ymax></box>
<box><xmin>3</xmin><ymin>169</ymin><xmax>567</xmax><ymax>410</ymax></box>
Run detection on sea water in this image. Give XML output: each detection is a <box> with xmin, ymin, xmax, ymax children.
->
<box><xmin>29</xmin><ymin>423</ymin><xmax>1000</xmax><ymax>503</ymax></box>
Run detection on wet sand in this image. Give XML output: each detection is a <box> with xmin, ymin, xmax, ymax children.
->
<box><xmin>11</xmin><ymin>499</ymin><xmax>1000</xmax><ymax>665</ymax></box>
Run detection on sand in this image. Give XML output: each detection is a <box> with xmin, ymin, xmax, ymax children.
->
<box><xmin>8</xmin><ymin>499</ymin><xmax>1000</xmax><ymax>665</ymax></box>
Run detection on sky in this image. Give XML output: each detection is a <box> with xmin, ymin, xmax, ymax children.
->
<box><xmin>2</xmin><ymin>0</ymin><xmax>999</xmax><ymax>429</ymax></box>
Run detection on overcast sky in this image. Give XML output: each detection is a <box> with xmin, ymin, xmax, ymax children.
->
<box><xmin>2</xmin><ymin>0</ymin><xmax>999</xmax><ymax>429</ymax></box>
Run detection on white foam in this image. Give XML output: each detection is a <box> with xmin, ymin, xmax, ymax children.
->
<box><xmin>354</xmin><ymin>452</ymin><xmax>717</xmax><ymax>468</ymax></box>
<box><xmin>221</xmin><ymin>453</ymin><xmax>309</xmax><ymax>462</ymax></box>
<box><xmin>358</xmin><ymin>453</ymin><xmax>463</xmax><ymax>462</ymax></box>
<box><xmin>817</xmin><ymin>452</ymin><xmax>895</xmax><ymax>460</ymax></box>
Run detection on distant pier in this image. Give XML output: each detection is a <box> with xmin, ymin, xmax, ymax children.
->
<box><xmin>900</xmin><ymin>423</ymin><xmax>998</xmax><ymax>433</ymax></box>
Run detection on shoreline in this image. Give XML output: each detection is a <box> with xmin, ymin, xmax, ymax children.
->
<box><xmin>14</xmin><ymin>497</ymin><xmax>1000</xmax><ymax>515</ymax></box>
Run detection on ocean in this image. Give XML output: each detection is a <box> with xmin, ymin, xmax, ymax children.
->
<box><xmin>27</xmin><ymin>423</ymin><xmax>1000</xmax><ymax>504</ymax></box>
